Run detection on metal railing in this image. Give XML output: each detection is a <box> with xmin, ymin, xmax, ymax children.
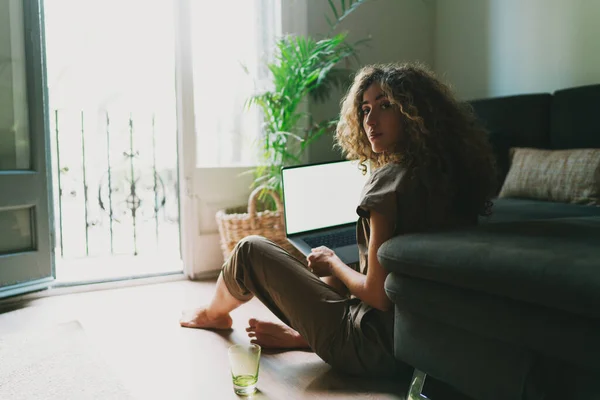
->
<box><xmin>51</xmin><ymin>109</ymin><xmax>180</xmax><ymax>259</ymax></box>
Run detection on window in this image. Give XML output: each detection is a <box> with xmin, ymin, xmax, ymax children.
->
<box><xmin>189</xmin><ymin>0</ymin><xmax>280</xmax><ymax>167</ymax></box>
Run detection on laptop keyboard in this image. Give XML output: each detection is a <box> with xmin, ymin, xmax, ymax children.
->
<box><xmin>304</xmin><ymin>229</ymin><xmax>356</xmax><ymax>249</ymax></box>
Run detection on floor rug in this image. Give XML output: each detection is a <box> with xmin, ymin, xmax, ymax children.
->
<box><xmin>0</xmin><ymin>320</ymin><xmax>133</xmax><ymax>399</ymax></box>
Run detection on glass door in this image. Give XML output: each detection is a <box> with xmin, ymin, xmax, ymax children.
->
<box><xmin>42</xmin><ymin>0</ymin><xmax>182</xmax><ymax>284</ymax></box>
<box><xmin>0</xmin><ymin>0</ymin><xmax>55</xmax><ymax>298</ymax></box>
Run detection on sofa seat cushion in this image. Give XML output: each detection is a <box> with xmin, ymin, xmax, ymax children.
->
<box><xmin>385</xmin><ymin>274</ymin><xmax>600</xmax><ymax>371</ymax></box>
<box><xmin>378</xmin><ymin>216</ymin><xmax>600</xmax><ymax>319</ymax></box>
<box><xmin>481</xmin><ymin>198</ymin><xmax>600</xmax><ymax>223</ymax></box>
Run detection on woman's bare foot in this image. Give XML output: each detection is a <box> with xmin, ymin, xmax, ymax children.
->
<box><xmin>180</xmin><ymin>308</ymin><xmax>233</xmax><ymax>330</ymax></box>
<box><xmin>245</xmin><ymin>318</ymin><xmax>311</xmax><ymax>349</ymax></box>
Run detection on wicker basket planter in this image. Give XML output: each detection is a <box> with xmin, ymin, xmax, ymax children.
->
<box><xmin>215</xmin><ymin>186</ymin><xmax>305</xmax><ymax>263</ymax></box>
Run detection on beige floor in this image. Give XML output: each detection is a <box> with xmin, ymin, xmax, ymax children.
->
<box><xmin>55</xmin><ymin>254</ymin><xmax>183</xmax><ymax>285</ymax></box>
<box><xmin>0</xmin><ymin>278</ymin><xmax>410</xmax><ymax>400</ymax></box>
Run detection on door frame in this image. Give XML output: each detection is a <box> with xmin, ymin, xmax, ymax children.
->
<box><xmin>173</xmin><ymin>0</ymin><xmax>197</xmax><ymax>278</ymax></box>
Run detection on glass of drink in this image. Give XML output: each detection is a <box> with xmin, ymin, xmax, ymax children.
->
<box><xmin>227</xmin><ymin>343</ymin><xmax>261</xmax><ymax>396</ymax></box>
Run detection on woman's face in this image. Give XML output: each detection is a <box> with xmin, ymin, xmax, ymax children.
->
<box><xmin>361</xmin><ymin>83</ymin><xmax>403</xmax><ymax>154</ymax></box>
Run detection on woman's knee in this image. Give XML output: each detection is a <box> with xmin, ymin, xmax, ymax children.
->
<box><xmin>230</xmin><ymin>235</ymin><xmax>274</xmax><ymax>270</ymax></box>
<box><xmin>236</xmin><ymin>235</ymin><xmax>270</xmax><ymax>251</ymax></box>
<box><xmin>233</xmin><ymin>235</ymin><xmax>272</xmax><ymax>260</ymax></box>
<box><xmin>222</xmin><ymin>236</ymin><xmax>272</xmax><ymax>292</ymax></box>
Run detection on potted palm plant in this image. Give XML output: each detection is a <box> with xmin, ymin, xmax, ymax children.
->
<box><xmin>246</xmin><ymin>0</ymin><xmax>371</xmax><ymax>201</ymax></box>
<box><xmin>215</xmin><ymin>0</ymin><xmax>371</xmax><ymax>261</ymax></box>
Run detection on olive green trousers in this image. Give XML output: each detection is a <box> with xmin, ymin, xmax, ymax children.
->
<box><xmin>221</xmin><ymin>235</ymin><xmax>410</xmax><ymax>377</ymax></box>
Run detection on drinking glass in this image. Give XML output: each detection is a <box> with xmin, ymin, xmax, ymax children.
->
<box><xmin>227</xmin><ymin>344</ymin><xmax>261</xmax><ymax>396</ymax></box>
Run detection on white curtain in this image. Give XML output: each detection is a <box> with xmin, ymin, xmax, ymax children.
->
<box><xmin>190</xmin><ymin>0</ymin><xmax>279</xmax><ymax>167</ymax></box>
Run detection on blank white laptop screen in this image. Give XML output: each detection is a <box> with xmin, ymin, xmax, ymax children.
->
<box><xmin>282</xmin><ymin>161</ymin><xmax>370</xmax><ymax>235</ymax></box>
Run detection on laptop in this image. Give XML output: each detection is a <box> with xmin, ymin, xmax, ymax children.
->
<box><xmin>281</xmin><ymin>160</ymin><xmax>370</xmax><ymax>266</ymax></box>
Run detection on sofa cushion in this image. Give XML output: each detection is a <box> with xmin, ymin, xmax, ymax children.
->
<box><xmin>498</xmin><ymin>148</ymin><xmax>600</xmax><ymax>205</ymax></box>
<box><xmin>385</xmin><ymin>274</ymin><xmax>600</xmax><ymax>371</ymax></box>
<box><xmin>470</xmin><ymin>93</ymin><xmax>552</xmax><ymax>189</ymax></box>
<box><xmin>480</xmin><ymin>198</ymin><xmax>600</xmax><ymax>223</ymax></box>
<box><xmin>378</xmin><ymin>216</ymin><xmax>600</xmax><ymax>319</ymax></box>
<box><xmin>470</xmin><ymin>93</ymin><xmax>552</xmax><ymax>149</ymax></box>
<box><xmin>550</xmin><ymin>84</ymin><xmax>600</xmax><ymax>149</ymax></box>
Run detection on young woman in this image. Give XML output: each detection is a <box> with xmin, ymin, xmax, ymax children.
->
<box><xmin>180</xmin><ymin>62</ymin><xmax>498</xmax><ymax>377</ymax></box>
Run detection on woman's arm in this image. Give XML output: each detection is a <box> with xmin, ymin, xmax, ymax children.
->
<box><xmin>308</xmin><ymin>209</ymin><xmax>394</xmax><ymax>311</ymax></box>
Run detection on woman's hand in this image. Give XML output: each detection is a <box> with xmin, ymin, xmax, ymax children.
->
<box><xmin>307</xmin><ymin>246</ymin><xmax>339</xmax><ymax>277</ymax></box>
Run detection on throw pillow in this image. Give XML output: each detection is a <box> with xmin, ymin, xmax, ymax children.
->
<box><xmin>499</xmin><ymin>147</ymin><xmax>600</xmax><ymax>205</ymax></box>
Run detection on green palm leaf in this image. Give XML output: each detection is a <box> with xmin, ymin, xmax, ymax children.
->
<box><xmin>327</xmin><ymin>0</ymin><xmax>371</xmax><ymax>31</ymax></box>
<box><xmin>244</xmin><ymin>0</ymin><xmax>372</xmax><ymax>201</ymax></box>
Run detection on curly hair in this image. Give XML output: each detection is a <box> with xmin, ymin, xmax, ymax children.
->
<box><xmin>335</xmin><ymin>62</ymin><xmax>498</xmax><ymax>217</ymax></box>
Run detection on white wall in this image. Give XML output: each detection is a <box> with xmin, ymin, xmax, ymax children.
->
<box><xmin>435</xmin><ymin>0</ymin><xmax>600</xmax><ymax>100</ymax></box>
<box><xmin>306</xmin><ymin>0</ymin><xmax>436</xmax><ymax>162</ymax></box>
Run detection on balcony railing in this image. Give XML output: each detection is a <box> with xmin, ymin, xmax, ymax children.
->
<box><xmin>50</xmin><ymin>109</ymin><xmax>180</xmax><ymax>259</ymax></box>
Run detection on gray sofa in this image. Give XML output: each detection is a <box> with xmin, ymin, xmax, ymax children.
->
<box><xmin>380</xmin><ymin>84</ymin><xmax>600</xmax><ymax>400</ymax></box>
